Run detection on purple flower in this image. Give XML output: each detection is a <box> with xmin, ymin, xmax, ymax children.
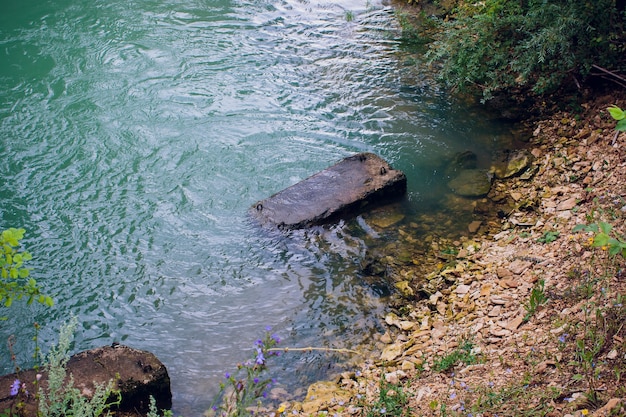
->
<box><xmin>255</xmin><ymin>348</ymin><xmax>265</xmax><ymax>365</ymax></box>
<box><xmin>265</xmin><ymin>325</ymin><xmax>272</xmax><ymax>332</ymax></box>
<box><xmin>271</xmin><ymin>334</ymin><xmax>281</xmax><ymax>344</ymax></box>
<box><xmin>225</xmin><ymin>372</ymin><xmax>231</xmax><ymax>379</ymax></box>
<box><xmin>10</xmin><ymin>379</ymin><xmax>20</xmax><ymax>396</ymax></box>
<box><xmin>254</xmin><ymin>377</ymin><xmax>260</xmax><ymax>384</ymax></box>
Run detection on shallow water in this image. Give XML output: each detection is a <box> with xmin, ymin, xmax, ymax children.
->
<box><xmin>0</xmin><ymin>0</ymin><xmax>514</xmax><ymax>413</ymax></box>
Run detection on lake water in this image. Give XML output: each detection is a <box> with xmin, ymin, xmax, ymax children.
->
<box><xmin>0</xmin><ymin>0</ymin><xmax>514</xmax><ymax>413</ymax></box>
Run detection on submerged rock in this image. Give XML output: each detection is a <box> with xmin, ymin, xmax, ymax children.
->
<box><xmin>448</xmin><ymin>169</ymin><xmax>493</xmax><ymax>197</ymax></box>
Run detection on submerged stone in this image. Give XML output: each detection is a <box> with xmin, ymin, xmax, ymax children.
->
<box><xmin>251</xmin><ymin>153</ymin><xmax>407</xmax><ymax>229</ymax></box>
<box><xmin>448</xmin><ymin>169</ymin><xmax>493</xmax><ymax>197</ymax></box>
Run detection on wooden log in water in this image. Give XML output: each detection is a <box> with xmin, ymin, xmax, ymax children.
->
<box><xmin>251</xmin><ymin>152</ymin><xmax>407</xmax><ymax>229</ymax></box>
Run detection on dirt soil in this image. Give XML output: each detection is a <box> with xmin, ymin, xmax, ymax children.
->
<box><xmin>275</xmin><ymin>91</ymin><xmax>626</xmax><ymax>417</ymax></box>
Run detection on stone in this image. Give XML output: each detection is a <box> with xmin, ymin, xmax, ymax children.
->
<box><xmin>455</xmin><ymin>284</ymin><xmax>471</xmax><ymax>295</ymax></box>
<box><xmin>468</xmin><ymin>220</ymin><xmax>482</xmax><ymax>233</ymax></box>
<box><xmin>448</xmin><ymin>169</ymin><xmax>493</xmax><ymax>197</ymax></box>
<box><xmin>368</xmin><ymin>208</ymin><xmax>406</xmax><ymax>228</ymax></box>
<box><xmin>505</xmin><ymin>315</ymin><xmax>525</xmax><ymax>331</ymax></box>
<box><xmin>300</xmin><ymin>381</ymin><xmax>351</xmax><ymax>415</ymax></box>
<box><xmin>0</xmin><ymin>345</ymin><xmax>171</xmax><ymax>417</ymax></box>
<box><xmin>556</xmin><ymin>196</ymin><xmax>578</xmax><ymax>211</ymax></box>
<box><xmin>251</xmin><ymin>152</ymin><xmax>407</xmax><ymax>228</ymax></box>
<box><xmin>593</xmin><ymin>398</ymin><xmax>623</xmax><ymax>416</ymax></box>
<box><xmin>380</xmin><ymin>343</ymin><xmax>404</xmax><ymax>362</ymax></box>
<box><xmin>492</xmin><ymin>149</ymin><xmax>534</xmax><ymax>179</ymax></box>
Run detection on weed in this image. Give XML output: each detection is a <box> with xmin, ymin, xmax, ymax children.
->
<box><xmin>537</xmin><ymin>230</ymin><xmax>560</xmax><ymax>244</ymax></box>
<box><xmin>363</xmin><ymin>376</ymin><xmax>412</xmax><ymax>417</ymax></box>
<box><xmin>523</xmin><ymin>279</ymin><xmax>548</xmax><ymax>321</ymax></box>
<box><xmin>433</xmin><ymin>339</ymin><xmax>478</xmax><ymax>372</ymax></box>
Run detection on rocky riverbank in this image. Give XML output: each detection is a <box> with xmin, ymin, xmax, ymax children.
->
<box><xmin>276</xmin><ymin>93</ymin><xmax>626</xmax><ymax>416</ymax></box>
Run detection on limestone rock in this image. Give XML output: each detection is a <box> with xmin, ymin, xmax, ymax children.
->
<box><xmin>491</xmin><ymin>149</ymin><xmax>534</xmax><ymax>179</ymax></box>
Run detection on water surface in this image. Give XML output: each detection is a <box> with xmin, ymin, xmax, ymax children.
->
<box><xmin>0</xmin><ymin>0</ymin><xmax>513</xmax><ymax>413</ymax></box>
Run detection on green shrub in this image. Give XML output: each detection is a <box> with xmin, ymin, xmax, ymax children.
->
<box><xmin>427</xmin><ymin>0</ymin><xmax>625</xmax><ymax>102</ymax></box>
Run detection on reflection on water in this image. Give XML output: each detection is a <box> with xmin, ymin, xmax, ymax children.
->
<box><xmin>0</xmin><ymin>0</ymin><xmax>515</xmax><ymax>414</ymax></box>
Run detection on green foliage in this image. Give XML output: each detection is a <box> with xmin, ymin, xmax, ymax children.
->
<box><xmin>147</xmin><ymin>396</ymin><xmax>173</xmax><ymax>417</ymax></box>
<box><xmin>537</xmin><ymin>230</ymin><xmax>560</xmax><ymax>244</ymax></box>
<box><xmin>363</xmin><ymin>376</ymin><xmax>411</xmax><ymax>417</ymax></box>
<box><xmin>433</xmin><ymin>338</ymin><xmax>478</xmax><ymax>372</ymax></box>
<box><xmin>0</xmin><ymin>228</ymin><xmax>53</xmax><ymax>313</ymax></box>
<box><xmin>37</xmin><ymin>317</ymin><xmax>120</xmax><ymax>417</ymax></box>
<box><xmin>574</xmin><ymin>221</ymin><xmax>626</xmax><ymax>258</ymax></box>
<box><xmin>523</xmin><ymin>279</ymin><xmax>548</xmax><ymax>321</ymax></box>
<box><xmin>426</xmin><ymin>0</ymin><xmax>625</xmax><ymax>101</ymax></box>
<box><xmin>607</xmin><ymin>105</ymin><xmax>626</xmax><ymax>132</ymax></box>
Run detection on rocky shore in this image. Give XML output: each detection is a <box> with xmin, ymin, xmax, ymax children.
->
<box><xmin>278</xmin><ymin>94</ymin><xmax>626</xmax><ymax>417</ymax></box>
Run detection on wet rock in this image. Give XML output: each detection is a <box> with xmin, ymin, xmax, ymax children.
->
<box><xmin>448</xmin><ymin>169</ymin><xmax>493</xmax><ymax>197</ymax></box>
<box><xmin>491</xmin><ymin>149</ymin><xmax>534</xmax><ymax>179</ymax></box>
<box><xmin>251</xmin><ymin>153</ymin><xmax>407</xmax><ymax>229</ymax></box>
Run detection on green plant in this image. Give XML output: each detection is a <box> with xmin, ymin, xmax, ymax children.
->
<box><xmin>147</xmin><ymin>396</ymin><xmax>173</xmax><ymax>417</ymax></box>
<box><xmin>363</xmin><ymin>376</ymin><xmax>412</xmax><ymax>417</ymax></box>
<box><xmin>523</xmin><ymin>279</ymin><xmax>548</xmax><ymax>321</ymax></box>
<box><xmin>433</xmin><ymin>338</ymin><xmax>478</xmax><ymax>372</ymax></box>
<box><xmin>607</xmin><ymin>105</ymin><xmax>626</xmax><ymax>132</ymax></box>
<box><xmin>426</xmin><ymin>0</ymin><xmax>625</xmax><ymax>102</ymax></box>
<box><xmin>208</xmin><ymin>328</ymin><xmax>280</xmax><ymax>417</ymax></box>
<box><xmin>0</xmin><ymin>228</ymin><xmax>53</xmax><ymax>314</ymax></box>
<box><xmin>37</xmin><ymin>317</ymin><xmax>120</xmax><ymax>417</ymax></box>
<box><xmin>537</xmin><ymin>230</ymin><xmax>559</xmax><ymax>244</ymax></box>
<box><xmin>574</xmin><ymin>222</ymin><xmax>626</xmax><ymax>258</ymax></box>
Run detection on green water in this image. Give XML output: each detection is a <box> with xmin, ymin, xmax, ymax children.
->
<box><xmin>0</xmin><ymin>0</ymin><xmax>514</xmax><ymax>413</ymax></box>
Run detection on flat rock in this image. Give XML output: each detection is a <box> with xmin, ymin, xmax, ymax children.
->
<box><xmin>251</xmin><ymin>153</ymin><xmax>407</xmax><ymax>229</ymax></box>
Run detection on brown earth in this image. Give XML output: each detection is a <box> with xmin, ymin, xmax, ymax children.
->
<box><xmin>270</xmin><ymin>92</ymin><xmax>626</xmax><ymax>417</ymax></box>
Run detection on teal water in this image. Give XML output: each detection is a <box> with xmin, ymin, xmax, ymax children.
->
<box><xmin>0</xmin><ymin>0</ymin><xmax>513</xmax><ymax>413</ymax></box>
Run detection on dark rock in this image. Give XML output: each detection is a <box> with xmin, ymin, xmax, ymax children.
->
<box><xmin>0</xmin><ymin>345</ymin><xmax>171</xmax><ymax>417</ymax></box>
<box><xmin>448</xmin><ymin>169</ymin><xmax>493</xmax><ymax>197</ymax></box>
<box><xmin>251</xmin><ymin>153</ymin><xmax>407</xmax><ymax>229</ymax></box>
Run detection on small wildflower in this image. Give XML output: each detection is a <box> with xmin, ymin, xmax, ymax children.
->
<box><xmin>581</xmin><ymin>410</ymin><xmax>589</xmax><ymax>415</ymax></box>
<box><xmin>254</xmin><ymin>377</ymin><xmax>260</xmax><ymax>384</ymax></box>
<box><xmin>450</xmin><ymin>392</ymin><xmax>457</xmax><ymax>400</ymax></box>
<box><xmin>10</xmin><ymin>379</ymin><xmax>20</xmax><ymax>396</ymax></box>
<box><xmin>255</xmin><ymin>348</ymin><xmax>265</xmax><ymax>365</ymax></box>
<box><xmin>277</xmin><ymin>404</ymin><xmax>286</xmax><ymax>413</ymax></box>
<box><xmin>559</xmin><ymin>334</ymin><xmax>568</xmax><ymax>343</ymax></box>
<box><xmin>225</xmin><ymin>372</ymin><xmax>230</xmax><ymax>379</ymax></box>
<box><xmin>379</xmin><ymin>408</ymin><xmax>386</xmax><ymax>414</ymax></box>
